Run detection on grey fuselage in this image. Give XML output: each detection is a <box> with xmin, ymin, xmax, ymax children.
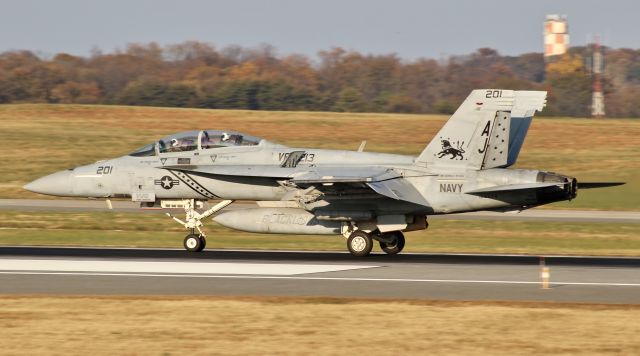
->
<box><xmin>26</xmin><ymin>140</ymin><xmax>572</xmax><ymax>219</ymax></box>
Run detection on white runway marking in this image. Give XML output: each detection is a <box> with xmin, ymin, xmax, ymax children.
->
<box><xmin>1</xmin><ymin>271</ymin><xmax>640</xmax><ymax>287</ymax></box>
<box><xmin>0</xmin><ymin>259</ymin><xmax>376</xmax><ymax>276</ymax></box>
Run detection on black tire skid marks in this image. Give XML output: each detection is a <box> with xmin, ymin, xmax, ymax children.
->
<box><xmin>168</xmin><ymin>170</ymin><xmax>220</xmax><ymax>199</ymax></box>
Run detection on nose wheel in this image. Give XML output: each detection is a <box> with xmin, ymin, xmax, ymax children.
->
<box><xmin>184</xmin><ymin>233</ymin><xmax>206</xmax><ymax>252</ymax></box>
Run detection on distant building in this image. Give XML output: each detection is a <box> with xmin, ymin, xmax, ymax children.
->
<box><xmin>544</xmin><ymin>15</ymin><xmax>569</xmax><ymax>58</ymax></box>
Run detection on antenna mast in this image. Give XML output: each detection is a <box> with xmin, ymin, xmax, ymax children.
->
<box><xmin>591</xmin><ymin>36</ymin><xmax>605</xmax><ymax>118</ymax></box>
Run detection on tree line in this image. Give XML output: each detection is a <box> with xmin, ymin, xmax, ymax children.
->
<box><xmin>1</xmin><ymin>41</ymin><xmax>639</xmax><ymax>117</ymax></box>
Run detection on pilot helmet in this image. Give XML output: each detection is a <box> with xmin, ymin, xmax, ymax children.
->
<box><xmin>222</xmin><ymin>132</ymin><xmax>230</xmax><ymax>141</ymax></box>
<box><xmin>170</xmin><ymin>138</ymin><xmax>179</xmax><ymax>147</ymax></box>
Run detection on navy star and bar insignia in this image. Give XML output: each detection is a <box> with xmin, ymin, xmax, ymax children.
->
<box><xmin>154</xmin><ymin>176</ymin><xmax>180</xmax><ymax>189</ymax></box>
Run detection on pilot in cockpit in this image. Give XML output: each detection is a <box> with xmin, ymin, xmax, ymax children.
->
<box><xmin>170</xmin><ymin>138</ymin><xmax>181</xmax><ymax>152</ymax></box>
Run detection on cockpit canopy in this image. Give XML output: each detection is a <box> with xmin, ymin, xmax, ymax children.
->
<box><xmin>129</xmin><ymin>130</ymin><xmax>263</xmax><ymax>157</ymax></box>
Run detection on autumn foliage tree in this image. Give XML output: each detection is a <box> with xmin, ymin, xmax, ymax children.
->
<box><xmin>0</xmin><ymin>42</ymin><xmax>639</xmax><ymax>117</ymax></box>
<box><xmin>544</xmin><ymin>52</ymin><xmax>593</xmax><ymax>116</ymax></box>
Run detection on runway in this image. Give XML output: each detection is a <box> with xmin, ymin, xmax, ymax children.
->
<box><xmin>1</xmin><ymin>247</ymin><xmax>638</xmax><ymax>304</ymax></box>
<box><xmin>2</xmin><ymin>199</ymin><xmax>640</xmax><ymax>223</ymax></box>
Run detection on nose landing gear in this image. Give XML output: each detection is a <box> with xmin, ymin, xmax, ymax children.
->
<box><xmin>165</xmin><ymin>199</ymin><xmax>233</xmax><ymax>252</ymax></box>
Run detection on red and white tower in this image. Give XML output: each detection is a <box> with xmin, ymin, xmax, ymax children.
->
<box><xmin>544</xmin><ymin>15</ymin><xmax>569</xmax><ymax>59</ymax></box>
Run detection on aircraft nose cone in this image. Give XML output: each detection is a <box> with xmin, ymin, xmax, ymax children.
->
<box><xmin>24</xmin><ymin>170</ymin><xmax>74</xmax><ymax>196</ymax></box>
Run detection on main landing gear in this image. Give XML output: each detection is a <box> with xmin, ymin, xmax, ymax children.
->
<box><xmin>346</xmin><ymin>230</ymin><xmax>405</xmax><ymax>257</ymax></box>
<box><xmin>165</xmin><ymin>199</ymin><xmax>233</xmax><ymax>252</ymax></box>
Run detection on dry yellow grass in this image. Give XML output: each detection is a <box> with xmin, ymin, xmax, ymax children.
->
<box><xmin>0</xmin><ymin>296</ymin><xmax>638</xmax><ymax>355</ymax></box>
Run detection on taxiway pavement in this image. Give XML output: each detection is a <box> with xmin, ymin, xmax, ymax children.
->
<box><xmin>1</xmin><ymin>247</ymin><xmax>638</xmax><ymax>304</ymax></box>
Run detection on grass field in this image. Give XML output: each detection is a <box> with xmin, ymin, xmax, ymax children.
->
<box><xmin>0</xmin><ymin>104</ymin><xmax>638</xmax><ymax>209</ymax></box>
<box><xmin>2</xmin><ymin>210</ymin><xmax>640</xmax><ymax>256</ymax></box>
<box><xmin>1</xmin><ymin>296</ymin><xmax>638</xmax><ymax>355</ymax></box>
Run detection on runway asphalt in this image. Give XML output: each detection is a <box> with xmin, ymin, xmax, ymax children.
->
<box><xmin>1</xmin><ymin>247</ymin><xmax>638</xmax><ymax>304</ymax></box>
<box><xmin>2</xmin><ymin>198</ymin><xmax>640</xmax><ymax>223</ymax></box>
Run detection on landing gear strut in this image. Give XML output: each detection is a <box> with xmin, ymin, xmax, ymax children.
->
<box><xmin>165</xmin><ymin>199</ymin><xmax>233</xmax><ymax>252</ymax></box>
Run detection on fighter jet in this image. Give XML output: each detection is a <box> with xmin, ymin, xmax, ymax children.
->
<box><xmin>24</xmin><ymin>89</ymin><xmax>621</xmax><ymax>256</ymax></box>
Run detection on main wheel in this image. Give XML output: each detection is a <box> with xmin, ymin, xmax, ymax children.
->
<box><xmin>347</xmin><ymin>231</ymin><xmax>373</xmax><ymax>257</ymax></box>
<box><xmin>184</xmin><ymin>234</ymin><xmax>203</xmax><ymax>252</ymax></box>
<box><xmin>379</xmin><ymin>231</ymin><xmax>405</xmax><ymax>255</ymax></box>
<box><xmin>197</xmin><ymin>235</ymin><xmax>206</xmax><ymax>252</ymax></box>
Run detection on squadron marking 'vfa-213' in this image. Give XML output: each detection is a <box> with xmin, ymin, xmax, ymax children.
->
<box><xmin>25</xmin><ymin>89</ymin><xmax>623</xmax><ymax>256</ymax></box>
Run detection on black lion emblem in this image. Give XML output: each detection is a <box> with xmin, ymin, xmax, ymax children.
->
<box><xmin>437</xmin><ymin>140</ymin><xmax>465</xmax><ymax>160</ymax></box>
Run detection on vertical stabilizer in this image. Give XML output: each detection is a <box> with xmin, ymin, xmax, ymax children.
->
<box><xmin>415</xmin><ymin>89</ymin><xmax>546</xmax><ymax>170</ymax></box>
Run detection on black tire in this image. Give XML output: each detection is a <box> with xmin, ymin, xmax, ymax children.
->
<box><xmin>197</xmin><ymin>235</ymin><xmax>207</xmax><ymax>252</ymax></box>
<box><xmin>347</xmin><ymin>231</ymin><xmax>373</xmax><ymax>257</ymax></box>
<box><xmin>379</xmin><ymin>231</ymin><xmax>405</xmax><ymax>255</ymax></box>
<box><xmin>184</xmin><ymin>234</ymin><xmax>203</xmax><ymax>252</ymax></box>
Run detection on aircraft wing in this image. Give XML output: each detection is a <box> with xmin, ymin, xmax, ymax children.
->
<box><xmin>290</xmin><ymin>167</ymin><xmax>400</xmax><ymax>184</ymax></box>
<box><xmin>164</xmin><ymin>164</ymin><xmax>431</xmax><ymax>205</ymax></box>
<box><xmin>163</xmin><ymin>164</ymin><xmax>295</xmax><ymax>178</ymax></box>
<box><xmin>163</xmin><ymin>164</ymin><xmax>399</xmax><ymax>182</ymax></box>
<box><xmin>291</xmin><ymin>168</ymin><xmax>431</xmax><ymax>206</ymax></box>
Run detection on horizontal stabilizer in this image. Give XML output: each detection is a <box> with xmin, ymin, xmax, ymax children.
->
<box><xmin>465</xmin><ymin>182</ymin><xmax>563</xmax><ymax>194</ymax></box>
<box><xmin>577</xmin><ymin>182</ymin><xmax>626</xmax><ymax>189</ymax></box>
<box><xmin>367</xmin><ymin>179</ymin><xmax>429</xmax><ymax>206</ymax></box>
